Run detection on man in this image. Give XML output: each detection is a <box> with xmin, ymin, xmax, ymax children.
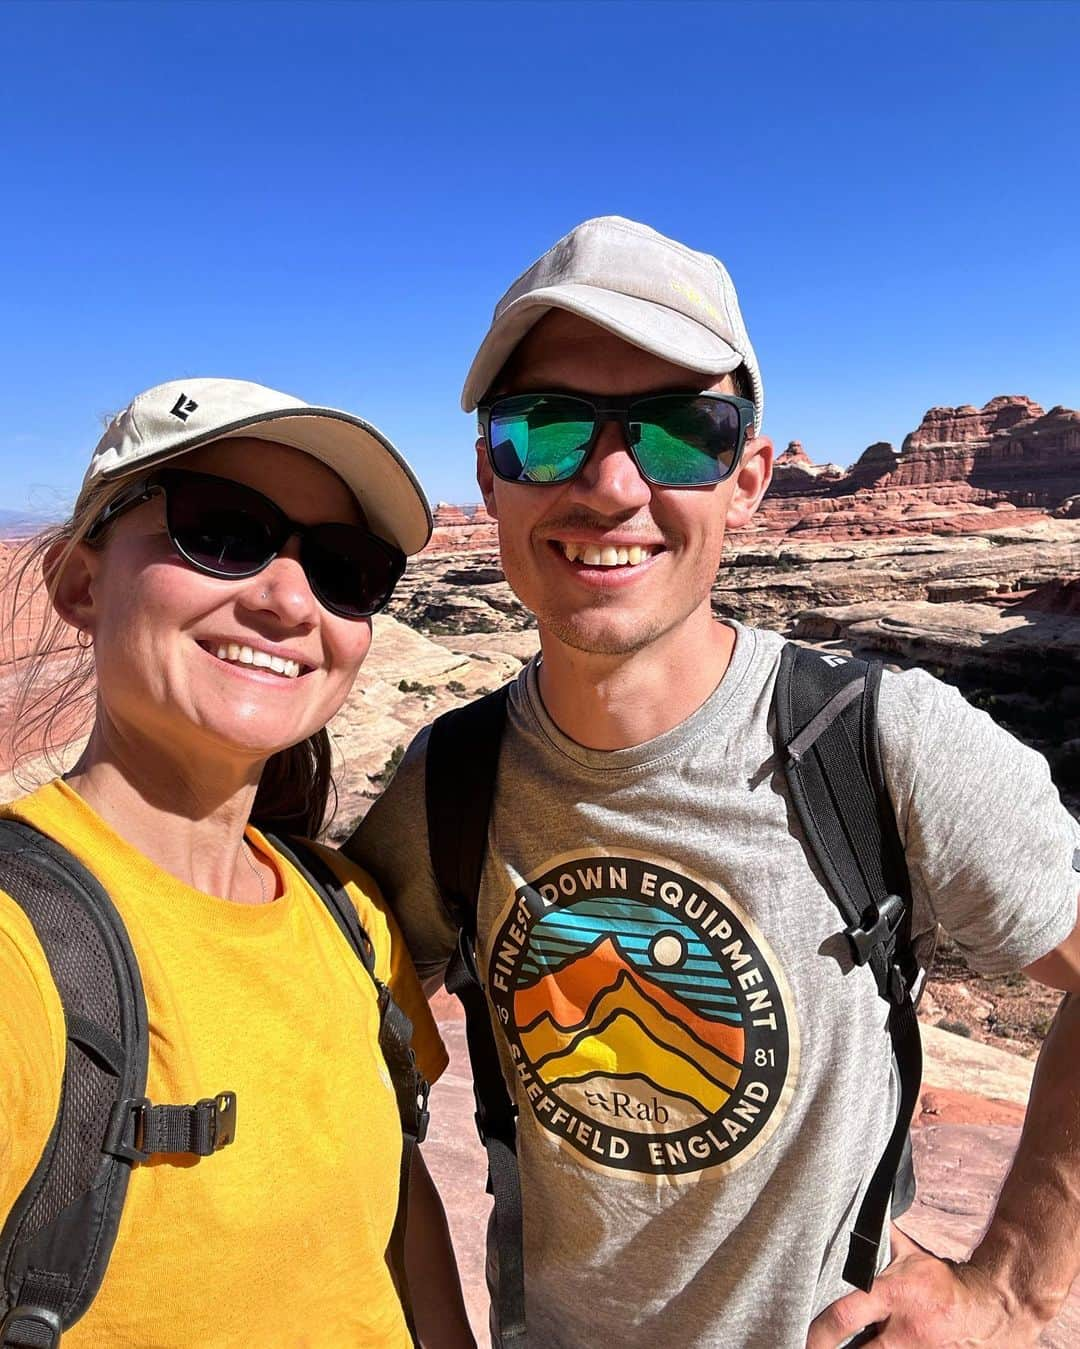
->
<box><xmin>346</xmin><ymin>216</ymin><xmax>1080</xmax><ymax>1347</ymax></box>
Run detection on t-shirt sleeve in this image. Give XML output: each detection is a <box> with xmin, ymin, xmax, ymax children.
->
<box><xmin>0</xmin><ymin>894</ymin><xmax>66</xmax><ymax>1220</ymax></box>
<box><xmin>340</xmin><ymin>726</ymin><xmax>459</xmax><ymax>985</ymax></box>
<box><xmin>311</xmin><ymin>846</ymin><xmax>449</xmax><ymax>1087</ymax></box>
<box><xmin>878</xmin><ymin>667</ymin><xmax>1080</xmax><ymax>977</ymax></box>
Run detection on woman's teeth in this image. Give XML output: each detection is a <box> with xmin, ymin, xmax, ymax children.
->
<box><xmin>214</xmin><ymin>644</ymin><xmax>302</xmax><ymax>679</ymax></box>
<box><xmin>559</xmin><ymin>542</ymin><xmax>655</xmax><ymax>567</ymax></box>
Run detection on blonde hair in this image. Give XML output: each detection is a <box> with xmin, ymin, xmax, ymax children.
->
<box><xmin>4</xmin><ymin>475</ymin><xmax>118</xmax><ymax>780</ymax></box>
<box><xmin>3</xmin><ymin>472</ymin><xmax>337</xmax><ymax>836</ymax></box>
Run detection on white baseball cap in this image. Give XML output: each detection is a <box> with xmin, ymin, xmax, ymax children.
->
<box><xmin>84</xmin><ymin>377</ymin><xmax>433</xmax><ymax>555</ymax></box>
<box><xmin>461</xmin><ymin>215</ymin><xmax>764</xmax><ymax>430</ymax></box>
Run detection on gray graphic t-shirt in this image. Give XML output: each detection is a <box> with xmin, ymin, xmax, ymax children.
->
<box><xmin>346</xmin><ymin>623</ymin><xmax>1079</xmax><ymax>1349</ymax></box>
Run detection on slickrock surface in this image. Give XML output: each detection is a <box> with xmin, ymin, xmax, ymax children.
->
<box><xmin>792</xmin><ymin>594</ymin><xmax>1080</xmax><ymax>674</ymax></box>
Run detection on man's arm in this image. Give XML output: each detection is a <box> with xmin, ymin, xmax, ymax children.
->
<box><xmin>405</xmin><ymin>1150</ymin><xmax>477</xmax><ymax>1348</ymax></box>
<box><xmin>807</xmin><ymin>898</ymin><xmax>1080</xmax><ymax>1348</ymax></box>
<box><xmin>342</xmin><ymin>726</ymin><xmax>459</xmax><ymax>988</ymax></box>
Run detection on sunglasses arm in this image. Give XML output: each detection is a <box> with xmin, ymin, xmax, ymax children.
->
<box><xmin>86</xmin><ymin>478</ymin><xmax>160</xmax><ymax>543</ymax></box>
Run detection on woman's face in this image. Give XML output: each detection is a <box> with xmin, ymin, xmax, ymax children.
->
<box><xmin>79</xmin><ymin>438</ymin><xmax>374</xmax><ymax>773</ymax></box>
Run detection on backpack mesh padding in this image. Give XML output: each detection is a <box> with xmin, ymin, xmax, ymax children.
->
<box><xmin>0</xmin><ymin>851</ymin><xmax>122</xmax><ymax>1239</ymax></box>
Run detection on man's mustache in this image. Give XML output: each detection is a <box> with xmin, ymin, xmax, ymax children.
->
<box><xmin>535</xmin><ymin>508</ymin><xmax>672</xmax><ymax>543</ymax></box>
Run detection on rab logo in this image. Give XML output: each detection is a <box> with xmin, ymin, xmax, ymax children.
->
<box><xmin>169</xmin><ymin>393</ymin><xmax>198</xmax><ymax>421</ymax></box>
<box><xmin>488</xmin><ymin>853</ymin><xmax>798</xmax><ymax>1180</ymax></box>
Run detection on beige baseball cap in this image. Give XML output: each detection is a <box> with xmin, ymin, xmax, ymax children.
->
<box><xmin>84</xmin><ymin>377</ymin><xmax>433</xmax><ymax>555</ymax></box>
<box><xmin>461</xmin><ymin>215</ymin><xmax>764</xmax><ymax>429</ymax></box>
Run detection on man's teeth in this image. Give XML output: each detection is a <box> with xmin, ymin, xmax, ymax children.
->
<box><xmin>559</xmin><ymin>542</ymin><xmax>655</xmax><ymax>567</ymax></box>
<box><xmin>214</xmin><ymin>644</ymin><xmax>302</xmax><ymax>679</ymax></box>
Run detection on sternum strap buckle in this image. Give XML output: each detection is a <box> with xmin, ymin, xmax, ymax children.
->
<box><xmin>104</xmin><ymin>1092</ymin><xmax>237</xmax><ymax>1162</ymax></box>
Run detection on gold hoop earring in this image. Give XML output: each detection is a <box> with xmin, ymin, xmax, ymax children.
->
<box><xmin>76</xmin><ymin>628</ymin><xmax>94</xmax><ymax>649</ymax></box>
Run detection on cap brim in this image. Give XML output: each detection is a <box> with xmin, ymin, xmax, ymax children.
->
<box><xmin>461</xmin><ymin>284</ymin><xmax>743</xmax><ymax>411</ymax></box>
<box><xmin>103</xmin><ymin>407</ymin><xmax>432</xmax><ymax>556</ymax></box>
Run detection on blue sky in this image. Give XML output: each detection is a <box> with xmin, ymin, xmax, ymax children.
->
<box><xmin>2</xmin><ymin>0</ymin><xmax>1077</xmax><ymax>514</ymax></box>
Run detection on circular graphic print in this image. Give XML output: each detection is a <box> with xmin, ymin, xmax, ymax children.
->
<box><xmin>488</xmin><ymin>853</ymin><xmax>797</xmax><ymax>1179</ymax></box>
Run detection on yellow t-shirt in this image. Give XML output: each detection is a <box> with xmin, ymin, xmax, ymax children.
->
<box><xmin>0</xmin><ymin>780</ymin><xmax>447</xmax><ymax>1347</ymax></box>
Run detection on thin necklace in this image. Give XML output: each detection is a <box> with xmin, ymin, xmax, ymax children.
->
<box><xmin>241</xmin><ymin>837</ymin><xmax>269</xmax><ymax>904</ymax></box>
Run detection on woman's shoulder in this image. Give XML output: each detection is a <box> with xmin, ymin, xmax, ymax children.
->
<box><xmin>265</xmin><ymin>834</ymin><xmax>449</xmax><ymax>1084</ymax></box>
<box><xmin>263</xmin><ymin>835</ymin><xmax>396</xmax><ymax>958</ymax></box>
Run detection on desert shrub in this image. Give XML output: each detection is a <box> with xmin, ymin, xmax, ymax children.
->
<box><xmin>935</xmin><ymin>1018</ymin><xmax>973</xmax><ymax>1038</ymax></box>
<box><xmin>373</xmin><ymin>744</ymin><xmax>405</xmax><ymax>785</ymax></box>
<box><xmin>397</xmin><ymin>679</ymin><xmax>435</xmax><ymax>695</ymax></box>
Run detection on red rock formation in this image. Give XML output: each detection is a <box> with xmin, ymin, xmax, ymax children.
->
<box><xmin>892</xmin><ymin>399</ymin><xmax>1080</xmax><ymax>506</ymax></box>
<box><xmin>426</xmin><ymin>503</ymin><xmax>500</xmax><ymax>554</ymax></box>
<box><xmin>750</xmin><ymin>395</ymin><xmax>1080</xmax><ymax>541</ymax></box>
<box><xmin>904</xmin><ymin>395</ymin><xmax>1044</xmax><ymax>448</ymax></box>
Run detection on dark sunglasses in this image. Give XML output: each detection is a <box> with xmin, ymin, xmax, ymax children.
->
<box><xmin>477</xmin><ymin>391</ymin><xmax>757</xmax><ymax>488</ymax></box>
<box><xmin>87</xmin><ymin>469</ymin><xmax>405</xmax><ymax>619</ymax></box>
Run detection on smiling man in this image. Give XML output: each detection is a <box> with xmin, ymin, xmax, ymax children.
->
<box><xmin>346</xmin><ymin>216</ymin><xmax>1080</xmax><ymax>1348</ymax></box>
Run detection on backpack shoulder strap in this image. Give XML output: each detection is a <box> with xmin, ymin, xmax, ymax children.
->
<box><xmin>0</xmin><ymin>817</ymin><xmax>148</xmax><ymax>1348</ymax></box>
<box><xmin>269</xmin><ymin>835</ymin><xmax>430</xmax><ymax>1144</ymax></box>
<box><xmin>270</xmin><ymin>834</ymin><xmax>379</xmax><ymax>974</ymax></box>
<box><xmin>271</xmin><ymin>834</ymin><xmax>429</xmax><ymax>1347</ymax></box>
<box><xmin>424</xmin><ymin>683</ymin><xmax>528</xmax><ymax>1345</ymax></box>
<box><xmin>425</xmin><ymin>683</ymin><xmax>512</xmax><ymax>936</ymax></box>
<box><xmin>0</xmin><ymin>820</ymin><xmax>235</xmax><ymax>1349</ymax></box>
<box><xmin>772</xmin><ymin>642</ymin><xmax>922</xmax><ymax>1293</ymax></box>
<box><xmin>774</xmin><ymin>642</ymin><xmax>912</xmax><ymax>968</ymax></box>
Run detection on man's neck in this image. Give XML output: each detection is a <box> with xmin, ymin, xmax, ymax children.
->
<box><xmin>536</xmin><ymin>616</ymin><xmax>738</xmax><ymax>751</ymax></box>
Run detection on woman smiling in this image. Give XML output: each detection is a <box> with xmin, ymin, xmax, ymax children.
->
<box><xmin>0</xmin><ymin>379</ymin><xmax>472</xmax><ymax>1347</ymax></box>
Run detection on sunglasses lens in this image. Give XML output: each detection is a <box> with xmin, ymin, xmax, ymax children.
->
<box><xmin>631</xmin><ymin>396</ymin><xmax>742</xmax><ymax>485</ymax></box>
<box><xmin>163</xmin><ymin>473</ymin><xmax>402</xmax><ymax>618</ymax></box>
<box><xmin>303</xmin><ymin>525</ymin><xmax>404</xmax><ymax>618</ymax></box>
<box><xmin>488</xmin><ymin>396</ymin><xmax>595</xmax><ymax>483</ymax></box>
<box><xmin>166</xmin><ymin>477</ymin><xmax>278</xmax><ymax>574</ymax></box>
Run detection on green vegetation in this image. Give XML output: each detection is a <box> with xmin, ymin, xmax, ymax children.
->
<box><xmin>373</xmin><ymin>743</ymin><xmax>405</xmax><ymax>785</ymax></box>
<box><xmin>397</xmin><ymin>678</ymin><xmax>435</xmax><ymax>696</ymax></box>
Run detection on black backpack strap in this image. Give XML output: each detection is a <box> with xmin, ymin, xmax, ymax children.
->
<box><xmin>426</xmin><ymin>684</ymin><xmax>527</xmax><ymax>1346</ymax></box>
<box><xmin>0</xmin><ymin>821</ymin><xmax>234</xmax><ymax>1349</ymax></box>
<box><xmin>271</xmin><ymin>835</ymin><xmax>429</xmax><ymax>1346</ymax></box>
<box><xmin>773</xmin><ymin>643</ymin><xmax>922</xmax><ymax>1292</ymax></box>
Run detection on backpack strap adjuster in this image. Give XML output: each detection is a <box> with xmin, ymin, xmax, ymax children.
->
<box><xmin>0</xmin><ymin>1303</ymin><xmax>63</xmax><ymax>1349</ymax></box>
<box><xmin>412</xmin><ymin>1077</ymin><xmax>432</xmax><ymax>1146</ymax></box>
<box><xmin>104</xmin><ymin>1096</ymin><xmax>153</xmax><ymax>1163</ymax></box>
<box><xmin>104</xmin><ymin>1093</ymin><xmax>237</xmax><ymax>1162</ymax></box>
<box><xmin>845</xmin><ymin>893</ymin><xmax>905</xmax><ymax>968</ymax></box>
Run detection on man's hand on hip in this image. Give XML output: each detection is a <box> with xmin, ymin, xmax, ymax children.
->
<box><xmin>804</xmin><ymin>1226</ymin><xmax>1045</xmax><ymax>1348</ymax></box>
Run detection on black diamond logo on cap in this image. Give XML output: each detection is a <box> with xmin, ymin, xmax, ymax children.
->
<box><xmin>169</xmin><ymin>393</ymin><xmax>199</xmax><ymax>422</ymax></box>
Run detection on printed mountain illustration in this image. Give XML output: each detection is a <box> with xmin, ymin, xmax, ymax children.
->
<box><xmin>514</xmin><ymin>936</ymin><xmax>745</xmax><ymax>1117</ymax></box>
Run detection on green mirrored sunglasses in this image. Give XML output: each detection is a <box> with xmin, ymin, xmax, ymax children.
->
<box><xmin>478</xmin><ymin>391</ymin><xmax>757</xmax><ymax>488</ymax></box>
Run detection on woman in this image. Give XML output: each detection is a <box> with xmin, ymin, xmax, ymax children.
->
<box><xmin>0</xmin><ymin>378</ymin><xmax>474</xmax><ymax>1347</ymax></box>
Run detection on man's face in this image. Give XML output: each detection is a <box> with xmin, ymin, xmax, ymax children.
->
<box><xmin>476</xmin><ymin>310</ymin><xmax>772</xmax><ymax>659</ymax></box>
